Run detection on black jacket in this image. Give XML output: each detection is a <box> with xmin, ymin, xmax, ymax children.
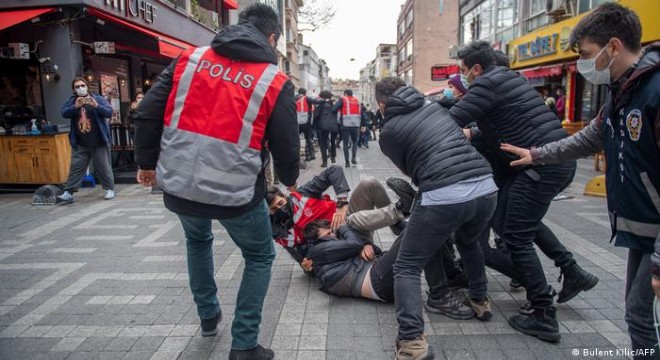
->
<box><xmin>313</xmin><ymin>99</ymin><xmax>339</xmax><ymax>133</ymax></box>
<box><xmin>379</xmin><ymin>86</ymin><xmax>492</xmax><ymax>193</ymax></box>
<box><xmin>134</xmin><ymin>22</ymin><xmax>299</xmax><ymax>219</ymax></box>
<box><xmin>449</xmin><ymin>65</ymin><xmax>568</xmax><ymax>176</ymax></box>
<box><xmin>305</xmin><ymin>225</ymin><xmax>381</xmax><ymax>297</ymax></box>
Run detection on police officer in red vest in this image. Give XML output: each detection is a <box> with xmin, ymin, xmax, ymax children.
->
<box><xmin>296</xmin><ymin>88</ymin><xmax>322</xmax><ymax>161</ymax></box>
<box><xmin>332</xmin><ymin>89</ymin><xmax>364</xmax><ymax>167</ymax></box>
<box><xmin>134</xmin><ymin>4</ymin><xmax>299</xmax><ymax>360</ymax></box>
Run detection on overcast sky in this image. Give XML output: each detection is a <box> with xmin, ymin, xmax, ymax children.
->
<box><xmin>301</xmin><ymin>0</ymin><xmax>405</xmax><ymax>80</ymax></box>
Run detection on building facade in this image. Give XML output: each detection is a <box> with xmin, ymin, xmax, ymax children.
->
<box><xmin>504</xmin><ymin>0</ymin><xmax>659</xmax><ymax>122</ymax></box>
<box><xmin>298</xmin><ymin>43</ymin><xmax>322</xmax><ymax>95</ymax></box>
<box><xmin>330</xmin><ymin>79</ymin><xmax>362</xmax><ymax>104</ymax></box>
<box><xmin>359</xmin><ymin>43</ymin><xmax>397</xmax><ymax>109</ymax></box>
<box><xmin>0</xmin><ymin>0</ymin><xmax>234</xmax><ymax>184</ymax></box>
<box><xmin>396</xmin><ymin>0</ymin><xmax>459</xmax><ymax>93</ymax></box>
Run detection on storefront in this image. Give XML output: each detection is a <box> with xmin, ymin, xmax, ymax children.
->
<box><xmin>0</xmin><ymin>0</ymin><xmax>237</xmax><ymax>184</ymax></box>
<box><xmin>507</xmin><ymin>0</ymin><xmax>660</xmax><ymax>123</ymax></box>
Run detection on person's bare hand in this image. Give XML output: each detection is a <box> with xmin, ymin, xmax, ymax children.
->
<box><xmin>137</xmin><ymin>169</ymin><xmax>157</xmax><ymax>187</ymax></box>
<box><xmin>287</xmin><ymin>182</ymin><xmax>297</xmax><ymax>192</ymax></box>
<box><xmin>361</xmin><ymin>244</ymin><xmax>375</xmax><ymax>261</ymax></box>
<box><xmin>462</xmin><ymin>128</ymin><xmax>472</xmax><ymax>140</ymax></box>
<box><xmin>301</xmin><ymin>257</ymin><xmax>314</xmax><ymax>272</ymax></box>
<box><xmin>89</xmin><ymin>97</ymin><xmax>98</xmax><ymax>108</ymax></box>
<box><xmin>331</xmin><ymin>206</ymin><xmax>348</xmax><ymax>230</ymax></box>
<box><xmin>75</xmin><ymin>97</ymin><xmax>84</xmax><ymax>109</ymax></box>
<box><xmin>131</xmin><ymin>101</ymin><xmax>138</xmax><ymax>110</ymax></box>
<box><xmin>653</xmin><ymin>276</ymin><xmax>660</xmax><ymax>299</ymax></box>
<box><xmin>500</xmin><ymin>143</ymin><xmax>533</xmax><ymax>166</ymax></box>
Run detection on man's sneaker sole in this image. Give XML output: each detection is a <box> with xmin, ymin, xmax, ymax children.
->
<box><xmin>557</xmin><ymin>275</ymin><xmax>599</xmax><ymax>303</ymax></box>
<box><xmin>507</xmin><ymin>318</ymin><xmax>561</xmax><ymax>343</ymax></box>
<box><xmin>424</xmin><ymin>301</ymin><xmax>475</xmax><ymax>320</ymax></box>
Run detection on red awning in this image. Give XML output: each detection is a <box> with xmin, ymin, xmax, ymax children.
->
<box><xmin>224</xmin><ymin>0</ymin><xmax>238</xmax><ymax>10</ymax></box>
<box><xmin>519</xmin><ymin>64</ymin><xmax>564</xmax><ymax>79</ymax></box>
<box><xmin>87</xmin><ymin>8</ymin><xmax>193</xmax><ymax>58</ymax></box>
<box><xmin>0</xmin><ymin>8</ymin><xmax>55</xmax><ymax>32</ymax></box>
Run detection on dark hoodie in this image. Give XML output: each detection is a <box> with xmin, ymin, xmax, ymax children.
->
<box><xmin>134</xmin><ymin>22</ymin><xmax>299</xmax><ymax>219</ymax></box>
<box><xmin>378</xmin><ymin>86</ymin><xmax>492</xmax><ymax>193</ymax></box>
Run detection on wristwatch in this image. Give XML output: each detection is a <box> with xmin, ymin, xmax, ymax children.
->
<box><xmin>336</xmin><ymin>200</ymin><xmax>349</xmax><ymax>208</ymax></box>
<box><xmin>652</xmin><ymin>263</ymin><xmax>660</xmax><ymax>278</ymax></box>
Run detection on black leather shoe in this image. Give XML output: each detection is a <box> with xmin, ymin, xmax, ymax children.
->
<box><xmin>345</xmin><ymin>162</ymin><xmax>350</xmax><ymax>168</ymax></box>
<box><xmin>557</xmin><ymin>263</ymin><xmax>599</xmax><ymax>303</ymax></box>
<box><xmin>321</xmin><ymin>161</ymin><xmax>327</xmax><ymax>168</ymax></box>
<box><xmin>387</xmin><ymin>177</ymin><xmax>417</xmax><ymax>216</ymax></box>
<box><xmin>508</xmin><ymin>306</ymin><xmax>560</xmax><ymax>343</ymax></box>
<box><xmin>229</xmin><ymin>344</ymin><xmax>274</xmax><ymax>360</ymax></box>
<box><xmin>389</xmin><ymin>220</ymin><xmax>407</xmax><ymax>236</ymax></box>
<box><xmin>200</xmin><ymin>311</ymin><xmax>222</xmax><ymax>337</ymax></box>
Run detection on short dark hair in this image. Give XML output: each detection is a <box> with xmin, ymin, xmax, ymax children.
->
<box><xmin>344</xmin><ymin>89</ymin><xmax>353</xmax><ymax>96</ymax></box>
<box><xmin>457</xmin><ymin>41</ymin><xmax>495</xmax><ymax>69</ymax></box>
<box><xmin>298</xmin><ymin>88</ymin><xmax>307</xmax><ymax>95</ymax></box>
<box><xmin>239</xmin><ymin>3</ymin><xmax>281</xmax><ymax>42</ymax></box>
<box><xmin>493</xmin><ymin>50</ymin><xmax>510</xmax><ymax>68</ymax></box>
<box><xmin>319</xmin><ymin>90</ymin><xmax>333</xmax><ymax>99</ymax></box>
<box><xmin>375</xmin><ymin>77</ymin><xmax>406</xmax><ymax>103</ymax></box>
<box><xmin>570</xmin><ymin>2</ymin><xmax>641</xmax><ymax>52</ymax></box>
<box><xmin>303</xmin><ymin>219</ymin><xmax>331</xmax><ymax>241</ymax></box>
<box><xmin>266</xmin><ymin>186</ymin><xmax>284</xmax><ymax>207</ymax></box>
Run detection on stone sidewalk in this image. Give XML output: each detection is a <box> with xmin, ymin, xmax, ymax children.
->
<box><xmin>0</xmin><ymin>142</ymin><xmax>633</xmax><ymax>360</ymax></box>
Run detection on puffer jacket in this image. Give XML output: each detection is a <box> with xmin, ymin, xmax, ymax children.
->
<box><xmin>305</xmin><ymin>225</ymin><xmax>382</xmax><ymax>297</ymax></box>
<box><xmin>313</xmin><ymin>99</ymin><xmax>339</xmax><ymax>133</ymax></box>
<box><xmin>449</xmin><ymin>65</ymin><xmax>568</xmax><ymax>175</ymax></box>
<box><xmin>379</xmin><ymin>86</ymin><xmax>492</xmax><ymax>193</ymax></box>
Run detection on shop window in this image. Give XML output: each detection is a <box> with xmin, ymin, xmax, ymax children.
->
<box><xmin>0</xmin><ymin>61</ymin><xmax>45</xmax><ymax>131</ymax></box>
<box><xmin>578</xmin><ymin>0</ymin><xmax>613</xmax><ymax>14</ymax></box>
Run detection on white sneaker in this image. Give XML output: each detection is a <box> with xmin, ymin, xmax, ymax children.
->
<box><xmin>104</xmin><ymin>189</ymin><xmax>115</xmax><ymax>200</ymax></box>
<box><xmin>56</xmin><ymin>191</ymin><xmax>74</xmax><ymax>203</ymax></box>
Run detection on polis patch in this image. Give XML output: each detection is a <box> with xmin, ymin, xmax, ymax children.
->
<box><xmin>625</xmin><ymin>109</ymin><xmax>642</xmax><ymax>141</ymax></box>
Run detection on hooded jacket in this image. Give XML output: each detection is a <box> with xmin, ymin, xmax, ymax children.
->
<box><xmin>379</xmin><ymin>86</ymin><xmax>492</xmax><ymax>193</ymax></box>
<box><xmin>134</xmin><ymin>22</ymin><xmax>299</xmax><ymax>219</ymax></box>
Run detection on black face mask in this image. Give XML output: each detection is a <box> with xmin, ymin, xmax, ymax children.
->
<box><xmin>273</xmin><ymin>202</ymin><xmax>293</xmax><ymax>225</ymax></box>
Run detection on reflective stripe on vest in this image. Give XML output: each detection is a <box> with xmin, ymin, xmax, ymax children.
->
<box><xmin>159</xmin><ymin>47</ymin><xmax>288</xmax><ymax>207</ymax></box>
<box><xmin>296</xmin><ymin>96</ymin><xmax>309</xmax><ymax>125</ymax></box>
<box><xmin>341</xmin><ymin>96</ymin><xmax>361</xmax><ymax>127</ymax></box>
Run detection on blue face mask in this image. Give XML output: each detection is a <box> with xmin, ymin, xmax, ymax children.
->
<box><xmin>442</xmin><ymin>88</ymin><xmax>454</xmax><ymax>99</ymax></box>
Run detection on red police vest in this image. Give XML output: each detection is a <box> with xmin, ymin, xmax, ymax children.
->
<box><xmin>158</xmin><ymin>46</ymin><xmax>289</xmax><ymax>206</ymax></box>
<box><xmin>274</xmin><ymin>191</ymin><xmax>337</xmax><ymax>248</ymax></box>
<box><xmin>296</xmin><ymin>96</ymin><xmax>310</xmax><ymax>125</ymax></box>
<box><xmin>340</xmin><ymin>95</ymin><xmax>361</xmax><ymax>127</ymax></box>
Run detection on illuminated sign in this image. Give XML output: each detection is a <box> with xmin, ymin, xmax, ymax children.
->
<box><xmin>431</xmin><ymin>65</ymin><xmax>460</xmax><ymax>81</ymax></box>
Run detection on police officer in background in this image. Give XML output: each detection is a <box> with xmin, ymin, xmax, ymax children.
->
<box><xmin>134</xmin><ymin>4</ymin><xmax>299</xmax><ymax>360</ymax></box>
<box><xmin>332</xmin><ymin>89</ymin><xmax>363</xmax><ymax>167</ymax></box>
<box><xmin>296</xmin><ymin>87</ymin><xmax>322</xmax><ymax>161</ymax></box>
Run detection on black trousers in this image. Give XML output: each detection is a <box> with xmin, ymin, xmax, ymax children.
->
<box><xmin>318</xmin><ymin>130</ymin><xmax>337</xmax><ymax>162</ymax></box>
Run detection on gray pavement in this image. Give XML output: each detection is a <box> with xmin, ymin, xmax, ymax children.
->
<box><xmin>0</xmin><ymin>140</ymin><xmax>632</xmax><ymax>360</ymax></box>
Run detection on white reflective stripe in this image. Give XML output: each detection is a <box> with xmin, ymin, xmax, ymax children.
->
<box><xmin>291</xmin><ymin>196</ymin><xmax>309</xmax><ymax>223</ymax></box>
<box><xmin>238</xmin><ymin>64</ymin><xmax>280</xmax><ymax>148</ymax></box>
<box><xmin>640</xmin><ymin>172</ymin><xmax>660</xmax><ymax>214</ymax></box>
<box><xmin>170</xmin><ymin>46</ymin><xmax>210</xmax><ymax>129</ymax></box>
<box><xmin>617</xmin><ymin>216</ymin><xmax>660</xmax><ymax>238</ymax></box>
<box><xmin>286</xmin><ymin>233</ymin><xmax>295</xmax><ymax>247</ymax></box>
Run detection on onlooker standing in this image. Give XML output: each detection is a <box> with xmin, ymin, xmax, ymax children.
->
<box><xmin>133</xmin><ymin>4</ymin><xmax>299</xmax><ymax>359</ymax></box>
<box><xmin>57</xmin><ymin>77</ymin><xmax>115</xmax><ymax>203</ymax></box>
<box><xmin>332</xmin><ymin>89</ymin><xmax>362</xmax><ymax>167</ymax></box>
<box><xmin>451</xmin><ymin>41</ymin><xmax>594</xmax><ymax>342</ymax></box>
<box><xmin>313</xmin><ymin>90</ymin><xmax>339</xmax><ymax>167</ymax></box>
<box><xmin>377</xmin><ymin>77</ymin><xmax>497</xmax><ymax>360</ymax></box>
<box><xmin>501</xmin><ymin>3</ymin><xmax>660</xmax><ymax>358</ymax></box>
<box><xmin>555</xmin><ymin>88</ymin><xmax>566</xmax><ymax>121</ymax></box>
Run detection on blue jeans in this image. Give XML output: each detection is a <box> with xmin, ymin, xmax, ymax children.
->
<box><xmin>177</xmin><ymin>200</ymin><xmax>275</xmax><ymax>350</ymax></box>
<box><xmin>394</xmin><ymin>192</ymin><xmax>497</xmax><ymax>340</ymax></box>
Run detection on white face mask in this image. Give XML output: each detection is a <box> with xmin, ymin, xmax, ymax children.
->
<box><xmin>577</xmin><ymin>45</ymin><xmax>615</xmax><ymax>85</ymax></box>
<box><xmin>75</xmin><ymin>85</ymin><xmax>88</xmax><ymax>97</ymax></box>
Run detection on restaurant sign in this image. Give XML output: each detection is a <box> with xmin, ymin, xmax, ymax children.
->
<box><xmin>104</xmin><ymin>0</ymin><xmax>157</xmax><ymax>23</ymax></box>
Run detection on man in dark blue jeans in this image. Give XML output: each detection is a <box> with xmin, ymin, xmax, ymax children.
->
<box><xmin>377</xmin><ymin>77</ymin><xmax>496</xmax><ymax>360</ymax></box>
<box><xmin>451</xmin><ymin>40</ymin><xmax>598</xmax><ymax>342</ymax></box>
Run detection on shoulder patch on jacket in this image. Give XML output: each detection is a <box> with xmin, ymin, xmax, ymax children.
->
<box><xmin>626</xmin><ymin>109</ymin><xmax>642</xmax><ymax>141</ymax></box>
